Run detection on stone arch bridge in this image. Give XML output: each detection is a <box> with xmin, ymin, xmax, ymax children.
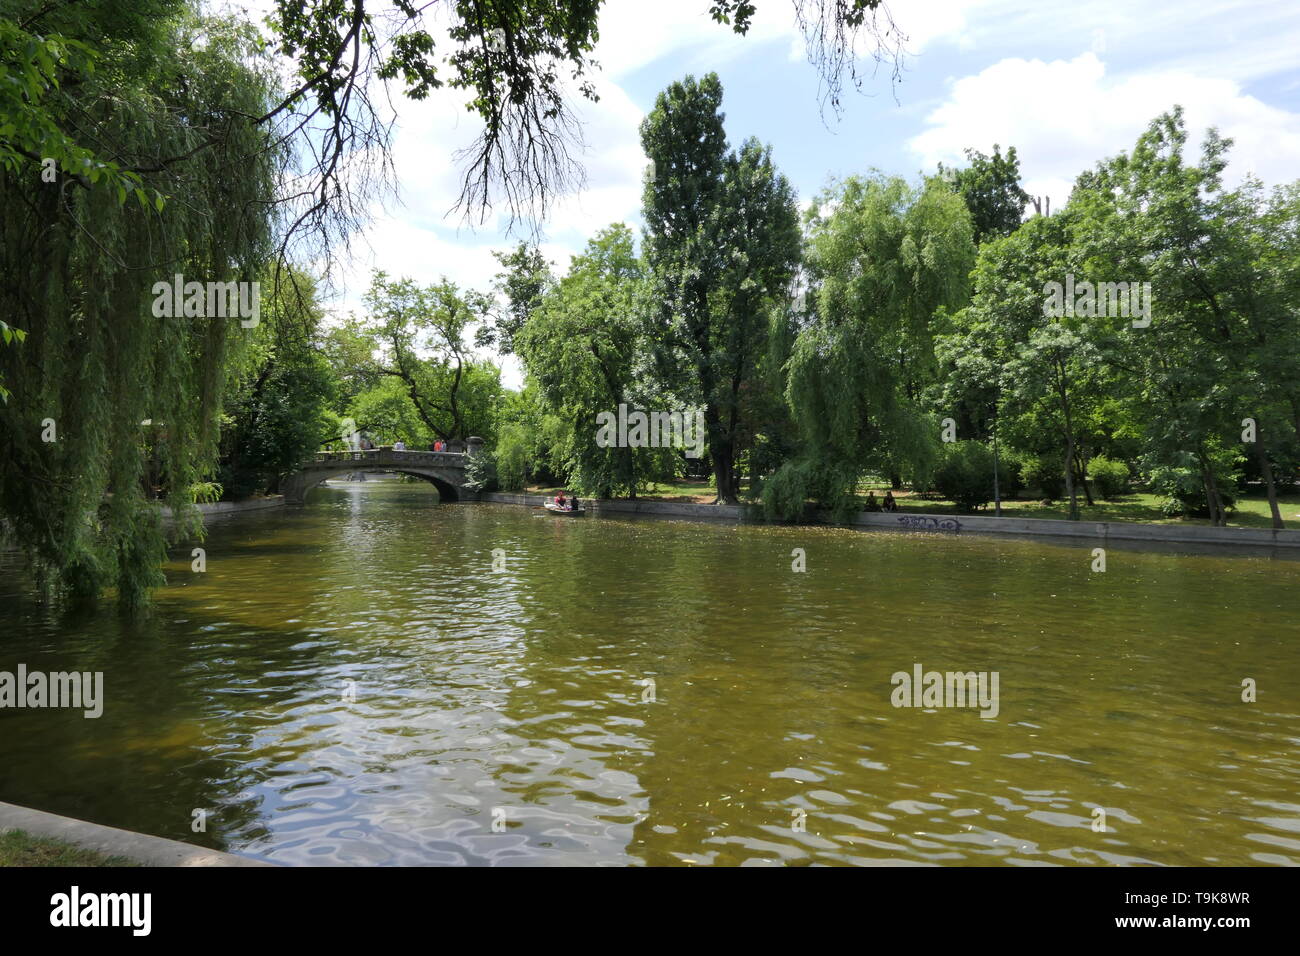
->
<box><xmin>281</xmin><ymin>445</ymin><xmax>480</xmax><ymax>504</ymax></box>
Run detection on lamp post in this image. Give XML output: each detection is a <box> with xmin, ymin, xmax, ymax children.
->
<box><xmin>991</xmin><ymin>398</ymin><xmax>1002</xmax><ymax>518</ymax></box>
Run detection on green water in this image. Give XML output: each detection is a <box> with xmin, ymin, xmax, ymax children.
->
<box><xmin>1</xmin><ymin>478</ymin><xmax>1297</xmax><ymax>866</ymax></box>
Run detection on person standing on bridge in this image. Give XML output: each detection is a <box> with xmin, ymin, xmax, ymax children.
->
<box><xmin>394</xmin><ymin>439</ymin><xmax>406</xmax><ymax>451</ymax></box>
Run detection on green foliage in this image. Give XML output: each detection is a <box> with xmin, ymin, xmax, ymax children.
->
<box><xmin>1145</xmin><ymin>449</ymin><xmax>1240</xmax><ymax>518</ymax></box>
<box><xmin>462</xmin><ymin>449</ymin><xmax>499</xmax><ymax>493</ymax></box>
<box><xmin>515</xmin><ymin>224</ymin><xmax>649</xmax><ymax>497</ymax></box>
<box><xmin>217</xmin><ymin>272</ymin><xmax>335</xmax><ymax>499</ymax></box>
<box><xmin>940</xmin><ymin>145</ymin><xmax>1030</xmax><ymax>244</ymax></box>
<box><xmin>346</xmin><ymin>378</ymin><xmax>431</xmax><ymax>448</ymax></box>
<box><xmin>932</xmin><ymin>441</ymin><xmax>1011</xmax><ymax>511</ymax></box>
<box><xmin>768</xmin><ymin>172</ymin><xmax>974</xmax><ymax>518</ymax></box>
<box><xmin>1019</xmin><ymin>454</ymin><xmax>1065</xmax><ymax>500</ymax></box>
<box><xmin>1067</xmin><ymin>107</ymin><xmax>1297</xmax><ymax>525</ymax></box>
<box><xmin>0</xmin><ymin>5</ymin><xmax>283</xmax><ymax>605</ymax></box>
<box><xmin>0</xmin><ymin>19</ymin><xmax>148</xmax><ymax>200</ymax></box>
<box><xmin>477</xmin><ymin>243</ymin><xmax>553</xmax><ymax>355</ymax></box>
<box><xmin>359</xmin><ymin>271</ymin><xmax>504</xmax><ymax>442</ymax></box>
<box><xmin>189</xmin><ymin>481</ymin><xmax>223</xmax><ymax>504</ymax></box>
<box><xmin>1086</xmin><ymin>455</ymin><xmax>1130</xmax><ymax>500</ymax></box>
<box><xmin>219</xmin><ymin>351</ymin><xmax>335</xmax><ymax>499</ymax></box>
<box><xmin>494</xmin><ymin>423</ymin><xmax>534</xmax><ymax>491</ymax></box>
<box><xmin>270</xmin><ymin>0</ymin><xmax>606</xmax><ymax>223</ymax></box>
<box><xmin>641</xmin><ymin>73</ymin><xmax>801</xmax><ymax>503</ymax></box>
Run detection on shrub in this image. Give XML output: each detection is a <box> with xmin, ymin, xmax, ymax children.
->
<box><xmin>1145</xmin><ymin>458</ymin><xmax>1237</xmax><ymax>518</ymax></box>
<box><xmin>494</xmin><ymin>425</ymin><xmax>533</xmax><ymax>491</ymax></box>
<box><xmin>462</xmin><ymin>450</ymin><xmax>499</xmax><ymax>492</ymax></box>
<box><xmin>1018</xmin><ymin>454</ymin><xmax>1064</xmax><ymax>500</ymax></box>
<box><xmin>933</xmin><ymin>441</ymin><xmax>1013</xmax><ymax>511</ymax></box>
<box><xmin>1086</xmin><ymin>456</ymin><xmax>1129</xmax><ymax>500</ymax></box>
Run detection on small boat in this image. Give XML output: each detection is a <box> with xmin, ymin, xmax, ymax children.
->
<box><xmin>543</xmin><ymin>502</ymin><xmax>586</xmax><ymax>516</ymax></box>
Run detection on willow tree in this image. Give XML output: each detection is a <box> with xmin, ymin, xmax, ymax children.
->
<box><xmin>0</xmin><ymin>5</ymin><xmax>284</xmax><ymax>604</ymax></box>
<box><xmin>765</xmin><ymin>174</ymin><xmax>975</xmax><ymax>520</ymax></box>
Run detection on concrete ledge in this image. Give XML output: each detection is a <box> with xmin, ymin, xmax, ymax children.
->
<box><xmin>841</xmin><ymin>510</ymin><xmax>1300</xmax><ymax>548</ymax></box>
<box><xmin>158</xmin><ymin>496</ymin><xmax>286</xmax><ymax>528</ymax></box>
<box><xmin>478</xmin><ymin>493</ymin><xmax>1300</xmax><ymax>549</ymax></box>
<box><xmin>194</xmin><ymin>496</ymin><xmax>286</xmax><ymax>517</ymax></box>
<box><xmin>0</xmin><ymin>801</ymin><xmax>274</xmax><ymax>867</ymax></box>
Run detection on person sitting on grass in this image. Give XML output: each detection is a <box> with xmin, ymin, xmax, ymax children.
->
<box><xmin>865</xmin><ymin>491</ymin><xmax>882</xmax><ymax>512</ymax></box>
<box><xmin>883</xmin><ymin>491</ymin><xmax>898</xmax><ymax>512</ymax></box>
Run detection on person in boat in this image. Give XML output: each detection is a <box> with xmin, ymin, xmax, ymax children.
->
<box><xmin>568</xmin><ymin>493</ymin><xmax>580</xmax><ymax>512</ymax></box>
<box><xmin>883</xmin><ymin>490</ymin><xmax>898</xmax><ymax>512</ymax></box>
<box><xmin>555</xmin><ymin>491</ymin><xmax>567</xmax><ymax>509</ymax></box>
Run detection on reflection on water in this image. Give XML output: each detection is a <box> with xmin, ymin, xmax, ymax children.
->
<box><xmin>0</xmin><ymin>477</ymin><xmax>1297</xmax><ymax>866</ymax></box>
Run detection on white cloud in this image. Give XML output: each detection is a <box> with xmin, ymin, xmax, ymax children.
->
<box><xmin>896</xmin><ymin>0</ymin><xmax>1300</xmax><ymax>84</ymax></box>
<box><xmin>597</xmin><ymin>0</ymin><xmax>796</xmax><ymax>78</ymax></box>
<box><xmin>909</xmin><ymin>53</ymin><xmax>1300</xmax><ymax>212</ymax></box>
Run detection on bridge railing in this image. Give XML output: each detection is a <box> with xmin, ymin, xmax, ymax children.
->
<box><xmin>307</xmin><ymin>449</ymin><xmax>466</xmax><ymax>466</ymax></box>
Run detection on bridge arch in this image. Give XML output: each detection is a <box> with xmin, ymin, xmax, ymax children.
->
<box><xmin>280</xmin><ymin>449</ymin><xmax>476</xmax><ymax>505</ymax></box>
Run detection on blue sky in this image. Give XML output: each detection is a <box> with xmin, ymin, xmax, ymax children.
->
<box><xmin>224</xmin><ymin>1</ymin><xmax>1300</xmax><ymax>387</ymax></box>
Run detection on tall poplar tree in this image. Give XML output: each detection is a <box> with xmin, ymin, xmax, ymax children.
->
<box><xmin>641</xmin><ymin>73</ymin><xmax>800</xmax><ymax>504</ymax></box>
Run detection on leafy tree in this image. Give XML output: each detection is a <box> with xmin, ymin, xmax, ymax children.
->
<box><xmin>0</xmin><ymin>6</ymin><xmax>283</xmax><ymax>604</ymax></box>
<box><xmin>1086</xmin><ymin>455</ymin><xmax>1129</xmax><ymax>500</ymax></box>
<box><xmin>767</xmin><ymin>173</ymin><xmax>974</xmax><ymax>519</ymax></box>
<box><xmin>641</xmin><ymin>74</ymin><xmax>801</xmax><ymax>503</ymax></box>
<box><xmin>940</xmin><ymin>145</ymin><xmax>1030</xmax><ymax>244</ymax></box>
<box><xmin>218</xmin><ymin>273</ymin><xmax>336</xmax><ymax>499</ymax></box>
<box><xmin>321</xmin><ymin>317</ymin><xmax>386</xmax><ymax>412</ymax></box>
<box><xmin>476</xmin><ymin>243</ymin><xmax>554</xmax><ymax>355</ymax></box>
<box><xmin>346</xmin><ymin>378</ymin><xmax>434</xmax><ymax>447</ymax></box>
<box><xmin>515</xmin><ymin>224</ymin><xmax>650</xmax><ymax>497</ymax></box>
<box><xmin>1070</xmin><ymin>109</ymin><xmax>1295</xmax><ymax>526</ymax></box>
<box><xmin>936</xmin><ymin>211</ymin><xmax>1114</xmax><ymax>520</ymax></box>
<box><xmin>362</xmin><ymin>272</ymin><xmax>499</xmax><ymax>442</ymax></box>
<box><xmin>488</xmin><ymin>382</ymin><xmax>568</xmax><ymax>489</ymax></box>
<box><xmin>932</xmin><ymin>441</ymin><xmax>1011</xmax><ymax>510</ymax></box>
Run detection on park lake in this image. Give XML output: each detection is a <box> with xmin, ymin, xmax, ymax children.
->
<box><xmin>1</xmin><ymin>477</ymin><xmax>1297</xmax><ymax>866</ymax></box>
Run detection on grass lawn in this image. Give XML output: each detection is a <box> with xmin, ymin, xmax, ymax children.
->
<box><xmin>0</xmin><ymin>829</ymin><xmax>139</xmax><ymax>867</ymax></box>
<box><xmin>523</xmin><ymin>479</ymin><xmax>1300</xmax><ymax>528</ymax></box>
<box><xmin>859</xmin><ymin>487</ymin><xmax>1300</xmax><ymax>528</ymax></box>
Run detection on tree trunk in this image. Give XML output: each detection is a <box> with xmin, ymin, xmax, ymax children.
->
<box><xmin>712</xmin><ymin>441</ymin><xmax>737</xmax><ymax>504</ymax></box>
<box><xmin>1253</xmin><ymin>422</ymin><xmax>1284</xmax><ymax>529</ymax></box>
<box><xmin>1075</xmin><ymin>451</ymin><xmax>1094</xmax><ymax>506</ymax></box>
<box><xmin>1064</xmin><ymin>435</ymin><xmax>1079</xmax><ymax>520</ymax></box>
<box><xmin>1198</xmin><ymin>452</ymin><xmax>1226</xmax><ymax>526</ymax></box>
<box><xmin>1054</xmin><ymin>354</ymin><xmax>1080</xmax><ymax>520</ymax></box>
<box><xmin>704</xmin><ymin>400</ymin><xmax>738</xmax><ymax>504</ymax></box>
